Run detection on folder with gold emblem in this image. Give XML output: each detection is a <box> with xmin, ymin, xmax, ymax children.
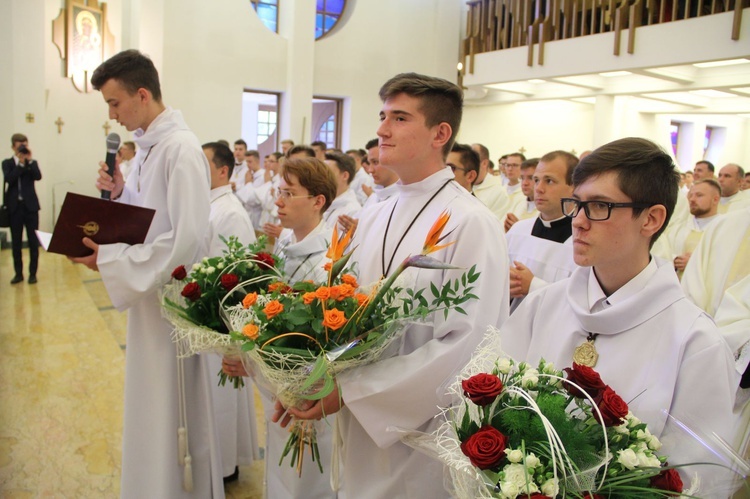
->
<box><xmin>46</xmin><ymin>192</ymin><xmax>156</xmax><ymax>257</ymax></box>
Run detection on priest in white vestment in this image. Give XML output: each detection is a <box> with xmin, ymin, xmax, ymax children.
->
<box><xmin>347</xmin><ymin>150</ymin><xmax>375</xmax><ymax>206</ymax></box>
<box><xmin>201</xmin><ymin>142</ymin><xmax>260</xmax><ymax>482</ymax></box>
<box><xmin>717</xmin><ymin>163</ymin><xmax>750</xmax><ymax>214</ymax></box>
<box><xmin>230</xmin><ymin>140</ymin><xmax>249</xmax><ymax>191</ymax></box>
<box><xmin>505</xmin><ymin>151</ymin><xmax>578</xmax><ymax>312</ymax></box>
<box><xmin>682</xmin><ymin>206</ymin><xmax>750</xmax><ymax>317</ymax></box>
<box><xmin>74</xmin><ymin>50</ymin><xmax>224</xmax><ymax>498</ymax></box>
<box><xmin>322</xmin><ymin>152</ymin><xmax>361</xmax><ymax>230</ymax></box>
<box><xmin>471</xmin><ymin>142</ymin><xmax>511</xmax><ymax>223</ymax></box>
<box><xmin>279</xmin><ymin>74</ymin><xmax>509</xmax><ymax>498</ymax></box>
<box><xmin>501</xmin><ymin>138</ymin><xmax>739</xmax><ymax>492</ymax></box>
<box><xmin>505</xmin><ymin>158</ymin><xmax>539</xmax><ymax>232</ymax></box>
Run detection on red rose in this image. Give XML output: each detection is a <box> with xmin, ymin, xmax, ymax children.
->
<box><xmin>460</xmin><ymin>426</ymin><xmax>507</xmax><ymax>470</ymax></box>
<box><xmin>594</xmin><ymin>386</ymin><xmax>629</xmax><ymax>427</ymax></box>
<box><xmin>462</xmin><ymin>373</ymin><xmax>504</xmax><ymax>406</ymax></box>
<box><xmin>254</xmin><ymin>252</ymin><xmax>276</xmax><ymax>269</ymax></box>
<box><xmin>582</xmin><ymin>494</ymin><xmax>604</xmax><ymax>499</ymax></box>
<box><xmin>526</xmin><ymin>495</ymin><xmax>552</xmax><ymax>499</ymax></box>
<box><xmin>181</xmin><ymin>282</ymin><xmax>202</xmax><ymax>302</ymax></box>
<box><xmin>563</xmin><ymin>363</ymin><xmax>607</xmax><ymax>399</ymax></box>
<box><xmin>171</xmin><ymin>265</ymin><xmax>187</xmax><ymax>280</ymax></box>
<box><xmin>650</xmin><ymin>468</ymin><xmax>683</xmax><ymax>494</ymax></box>
<box><xmin>220</xmin><ymin>273</ymin><xmax>239</xmax><ymax>291</ymax></box>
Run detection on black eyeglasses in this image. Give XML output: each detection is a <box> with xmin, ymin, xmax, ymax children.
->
<box><xmin>448</xmin><ymin>163</ymin><xmax>467</xmax><ymax>173</ymax></box>
<box><xmin>561</xmin><ymin>198</ymin><xmax>655</xmax><ymax>221</ymax></box>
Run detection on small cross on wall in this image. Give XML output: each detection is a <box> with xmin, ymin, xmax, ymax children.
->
<box><xmin>518</xmin><ymin>146</ymin><xmax>527</xmax><ymax>154</ymax></box>
<box><xmin>103</xmin><ymin>121</ymin><xmax>112</xmax><ymax>136</ymax></box>
<box><xmin>55</xmin><ymin>117</ymin><xmax>64</xmax><ymax>134</ymax></box>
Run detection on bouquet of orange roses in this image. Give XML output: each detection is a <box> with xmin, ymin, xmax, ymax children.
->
<box><xmin>225</xmin><ymin>212</ymin><xmax>480</xmax><ymax>475</ymax></box>
<box><xmin>161</xmin><ymin>235</ymin><xmax>283</xmax><ymax>387</ymax></box>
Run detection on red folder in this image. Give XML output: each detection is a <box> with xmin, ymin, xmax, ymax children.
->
<box><xmin>48</xmin><ymin>192</ymin><xmax>155</xmax><ymax>257</ymax></box>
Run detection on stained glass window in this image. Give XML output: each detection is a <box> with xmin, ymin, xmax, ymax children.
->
<box><xmin>316</xmin><ymin>0</ymin><xmax>346</xmax><ymax>39</ymax></box>
<box><xmin>251</xmin><ymin>0</ymin><xmax>278</xmax><ymax>33</ymax></box>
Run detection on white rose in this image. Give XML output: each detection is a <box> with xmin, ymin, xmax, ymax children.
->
<box><xmin>503</xmin><ymin>463</ymin><xmax>539</xmax><ymax>493</ymax></box>
<box><xmin>499</xmin><ymin>481</ymin><xmax>519</xmax><ymax>499</ymax></box>
<box><xmin>216</xmin><ymin>262</ymin><xmax>225</xmax><ymax>269</ymax></box>
<box><xmin>525</xmin><ymin>453</ymin><xmax>541</xmax><ymax>469</ymax></box>
<box><xmin>540</xmin><ymin>359</ymin><xmax>557</xmax><ymax>374</ymax></box>
<box><xmin>521</xmin><ymin>369</ymin><xmax>539</xmax><ymax>388</ymax></box>
<box><xmin>541</xmin><ymin>478</ymin><xmax>559</xmax><ymax>497</ymax></box>
<box><xmin>635</xmin><ymin>429</ymin><xmax>651</xmax><ymax>440</ymax></box>
<box><xmin>617</xmin><ymin>448</ymin><xmax>639</xmax><ymax>470</ymax></box>
<box><xmin>614</xmin><ymin>422</ymin><xmax>630</xmax><ymax>435</ymax></box>
<box><xmin>192</xmin><ymin>263</ymin><xmax>201</xmax><ymax>271</ymax></box>
<box><xmin>497</xmin><ymin>358</ymin><xmax>513</xmax><ymax>374</ymax></box>
<box><xmin>647</xmin><ymin>434</ymin><xmax>662</xmax><ymax>451</ymax></box>
<box><xmin>505</xmin><ymin>448</ymin><xmax>524</xmax><ymax>463</ymax></box>
<box><xmin>633</xmin><ymin>441</ymin><xmax>648</xmax><ymax>452</ymax></box>
<box><xmin>518</xmin><ymin>362</ymin><xmax>529</xmax><ymax>372</ymax></box>
<box><xmin>636</xmin><ymin>451</ymin><xmax>661</xmax><ymax>468</ymax></box>
<box><xmin>206</xmin><ymin>266</ymin><xmax>216</xmax><ymax>274</ymax></box>
<box><xmin>627</xmin><ymin>412</ymin><xmax>642</xmax><ymax>428</ymax></box>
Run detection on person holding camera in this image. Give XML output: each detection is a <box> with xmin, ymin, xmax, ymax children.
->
<box><xmin>2</xmin><ymin>133</ymin><xmax>42</xmax><ymax>284</ymax></box>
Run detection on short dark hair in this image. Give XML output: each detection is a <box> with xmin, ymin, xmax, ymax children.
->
<box><xmin>325</xmin><ymin>152</ymin><xmax>356</xmax><ymax>185</ymax></box>
<box><xmin>91</xmin><ymin>49</ymin><xmax>162</xmax><ymax>102</ymax></box>
<box><xmin>311</xmin><ymin>141</ymin><xmax>327</xmax><ymax>150</ymax></box>
<box><xmin>365</xmin><ymin>138</ymin><xmax>379</xmax><ymax>150</ymax></box>
<box><xmin>693</xmin><ymin>178</ymin><xmax>721</xmax><ymax>196</ymax></box>
<box><xmin>281</xmin><ymin>139</ymin><xmax>295</xmax><ymax>146</ymax></box>
<box><xmin>450</xmin><ymin>143</ymin><xmax>480</xmax><ymax>177</ymax></box>
<box><xmin>11</xmin><ymin>133</ymin><xmax>28</xmax><ymax>146</ymax></box>
<box><xmin>271</xmin><ymin>152</ymin><xmax>283</xmax><ymax>160</ymax></box>
<box><xmin>696</xmin><ymin>160</ymin><xmax>715</xmax><ymax>172</ymax></box>
<box><xmin>287</xmin><ymin>144</ymin><xmax>316</xmax><ymax>158</ymax></box>
<box><xmin>122</xmin><ymin>141</ymin><xmax>136</xmax><ymax>152</ymax></box>
<box><xmin>379</xmin><ymin>73</ymin><xmax>463</xmax><ymax>158</ymax></box>
<box><xmin>234</xmin><ymin>139</ymin><xmax>247</xmax><ymax>148</ymax></box>
<box><xmin>202</xmin><ymin>142</ymin><xmax>235</xmax><ymax>177</ymax></box>
<box><xmin>574</xmin><ymin>138</ymin><xmax>678</xmax><ymax>247</ymax></box>
<box><xmin>521</xmin><ymin>158</ymin><xmax>540</xmax><ymax>170</ymax></box>
<box><xmin>472</xmin><ymin>143</ymin><xmax>490</xmax><ymax>162</ymax></box>
<box><xmin>245</xmin><ymin>149</ymin><xmax>260</xmax><ymax>160</ymax></box>
<box><xmin>282</xmin><ymin>158</ymin><xmax>338</xmax><ymax>212</ymax></box>
<box><xmin>217</xmin><ymin>139</ymin><xmax>230</xmax><ymax>148</ymax></box>
<box><xmin>540</xmin><ymin>151</ymin><xmax>579</xmax><ymax>185</ymax></box>
<box><xmin>507</xmin><ymin>152</ymin><xmax>527</xmax><ymax>163</ymax></box>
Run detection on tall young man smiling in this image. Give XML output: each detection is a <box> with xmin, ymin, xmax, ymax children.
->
<box><xmin>277</xmin><ymin>73</ymin><xmax>509</xmax><ymax>497</ymax></box>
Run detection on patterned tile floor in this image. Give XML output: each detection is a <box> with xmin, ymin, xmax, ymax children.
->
<box><xmin>0</xmin><ymin>250</ymin><xmax>264</xmax><ymax>498</ymax></box>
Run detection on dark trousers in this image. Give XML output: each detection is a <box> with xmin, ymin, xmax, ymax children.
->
<box><xmin>10</xmin><ymin>205</ymin><xmax>39</xmax><ymax>277</ymax></box>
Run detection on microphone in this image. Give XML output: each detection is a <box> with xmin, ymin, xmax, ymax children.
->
<box><xmin>102</xmin><ymin>132</ymin><xmax>121</xmax><ymax>200</ymax></box>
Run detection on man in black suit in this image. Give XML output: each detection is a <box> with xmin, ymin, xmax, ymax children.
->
<box><xmin>2</xmin><ymin>133</ymin><xmax>42</xmax><ymax>284</ymax></box>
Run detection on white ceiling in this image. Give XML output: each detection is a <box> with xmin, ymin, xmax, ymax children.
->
<box><xmin>464</xmin><ymin>58</ymin><xmax>750</xmax><ymax>115</ymax></box>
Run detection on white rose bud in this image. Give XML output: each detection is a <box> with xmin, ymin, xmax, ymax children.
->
<box><xmin>192</xmin><ymin>263</ymin><xmax>201</xmax><ymax>271</ymax></box>
<box><xmin>202</xmin><ymin>257</ymin><xmax>209</xmax><ymax>263</ymax></box>
<box><xmin>216</xmin><ymin>262</ymin><xmax>225</xmax><ymax>269</ymax></box>
<box><xmin>505</xmin><ymin>448</ymin><xmax>524</xmax><ymax>463</ymax></box>
<box><xmin>647</xmin><ymin>434</ymin><xmax>662</xmax><ymax>451</ymax></box>
<box><xmin>617</xmin><ymin>448</ymin><xmax>639</xmax><ymax>470</ymax></box>
<box><xmin>627</xmin><ymin>412</ymin><xmax>642</xmax><ymax>428</ymax></box>
<box><xmin>541</xmin><ymin>478</ymin><xmax>559</xmax><ymax>497</ymax></box>
<box><xmin>499</xmin><ymin>481</ymin><xmax>519</xmax><ymax>499</ymax></box>
<box><xmin>614</xmin><ymin>422</ymin><xmax>630</xmax><ymax>435</ymax></box>
<box><xmin>521</xmin><ymin>368</ymin><xmax>539</xmax><ymax>388</ymax></box>
<box><xmin>206</xmin><ymin>266</ymin><xmax>216</xmax><ymax>274</ymax></box>
<box><xmin>497</xmin><ymin>358</ymin><xmax>512</xmax><ymax>374</ymax></box>
<box><xmin>525</xmin><ymin>453</ymin><xmax>541</xmax><ymax>469</ymax></box>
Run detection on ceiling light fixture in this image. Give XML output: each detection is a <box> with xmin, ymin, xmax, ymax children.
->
<box><xmin>599</xmin><ymin>71</ymin><xmax>632</xmax><ymax>77</ymax></box>
<box><xmin>693</xmin><ymin>59</ymin><xmax>750</xmax><ymax>68</ymax></box>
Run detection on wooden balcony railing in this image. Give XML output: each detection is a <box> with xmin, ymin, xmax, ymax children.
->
<box><xmin>461</xmin><ymin>0</ymin><xmax>748</xmax><ymax>70</ymax></box>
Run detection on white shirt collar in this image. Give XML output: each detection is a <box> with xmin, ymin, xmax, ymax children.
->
<box><xmin>588</xmin><ymin>258</ymin><xmax>658</xmax><ymax>312</ymax></box>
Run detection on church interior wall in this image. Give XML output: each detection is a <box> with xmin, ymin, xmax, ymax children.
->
<box><xmin>0</xmin><ymin>0</ymin><xmax>747</xmax><ymax>238</ymax></box>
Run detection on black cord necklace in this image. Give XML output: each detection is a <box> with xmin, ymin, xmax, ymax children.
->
<box><xmin>380</xmin><ymin>179</ymin><xmax>453</xmax><ymax>277</ymax></box>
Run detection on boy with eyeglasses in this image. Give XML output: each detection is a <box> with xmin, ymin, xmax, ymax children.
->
<box><xmin>501</xmin><ymin>137</ymin><xmax>739</xmax><ymax>487</ymax></box>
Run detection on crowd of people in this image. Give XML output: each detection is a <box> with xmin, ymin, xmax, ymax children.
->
<box><xmin>35</xmin><ymin>48</ymin><xmax>749</xmax><ymax>498</ymax></box>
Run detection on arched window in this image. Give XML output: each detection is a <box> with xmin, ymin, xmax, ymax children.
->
<box><xmin>251</xmin><ymin>0</ymin><xmax>278</xmax><ymax>33</ymax></box>
<box><xmin>315</xmin><ymin>0</ymin><xmax>346</xmax><ymax>39</ymax></box>
<box><xmin>317</xmin><ymin>115</ymin><xmax>336</xmax><ymax>148</ymax></box>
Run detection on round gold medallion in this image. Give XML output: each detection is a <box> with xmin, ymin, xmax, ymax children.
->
<box><xmin>77</xmin><ymin>221</ymin><xmax>100</xmax><ymax>236</ymax></box>
<box><xmin>573</xmin><ymin>340</ymin><xmax>599</xmax><ymax>367</ymax></box>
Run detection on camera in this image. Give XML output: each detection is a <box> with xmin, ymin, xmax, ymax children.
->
<box><xmin>17</xmin><ymin>144</ymin><xmax>30</xmax><ymax>155</ymax></box>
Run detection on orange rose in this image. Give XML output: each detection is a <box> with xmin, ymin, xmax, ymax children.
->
<box><xmin>323</xmin><ymin>262</ymin><xmax>332</xmax><ymax>271</ymax></box>
<box><xmin>341</xmin><ymin>274</ymin><xmax>358</xmax><ymax>287</ymax></box>
<box><xmin>337</xmin><ymin>283</ymin><xmax>355</xmax><ymax>299</ymax></box>
<box><xmin>355</xmin><ymin>293</ymin><xmax>369</xmax><ymax>307</ymax></box>
<box><xmin>242</xmin><ymin>292</ymin><xmax>258</xmax><ymax>309</ymax></box>
<box><xmin>303</xmin><ymin>292</ymin><xmax>316</xmax><ymax>305</ymax></box>
<box><xmin>322</xmin><ymin>309</ymin><xmax>347</xmax><ymax>331</ymax></box>
<box><xmin>315</xmin><ymin>286</ymin><xmax>331</xmax><ymax>301</ymax></box>
<box><xmin>268</xmin><ymin>281</ymin><xmax>291</xmax><ymax>293</ymax></box>
<box><xmin>329</xmin><ymin>286</ymin><xmax>342</xmax><ymax>301</ymax></box>
<box><xmin>263</xmin><ymin>300</ymin><xmax>284</xmax><ymax>320</ymax></box>
<box><xmin>242</xmin><ymin>324</ymin><xmax>259</xmax><ymax>340</ymax></box>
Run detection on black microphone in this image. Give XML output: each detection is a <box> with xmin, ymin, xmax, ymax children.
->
<box><xmin>102</xmin><ymin>132</ymin><xmax>121</xmax><ymax>200</ymax></box>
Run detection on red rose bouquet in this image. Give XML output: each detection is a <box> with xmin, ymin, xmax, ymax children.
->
<box><xmin>161</xmin><ymin>235</ymin><xmax>283</xmax><ymax>386</ymax></box>
<box><xmin>397</xmin><ymin>332</ymin><xmax>749</xmax><ymax>498</ymax></box>
<box><xmin>225</xmin><ymin>212</ymin><xmax>481</xmax><ymax>475</ymax></box>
